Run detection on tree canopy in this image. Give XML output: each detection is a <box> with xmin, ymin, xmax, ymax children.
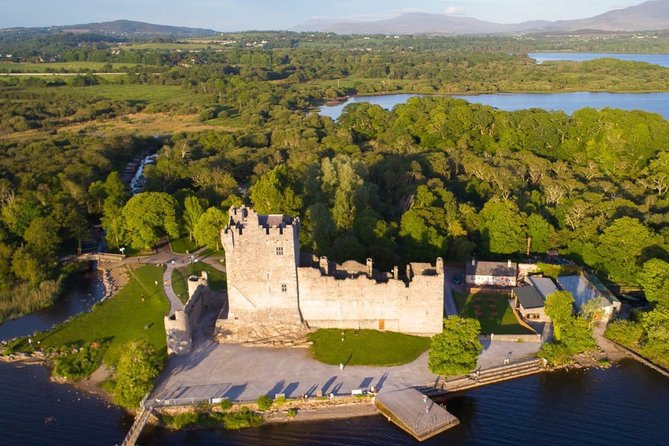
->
<box><xmin>428</xmin><ymin>317</ymin><xmax>482</xmax><ymax>376</ymax></box>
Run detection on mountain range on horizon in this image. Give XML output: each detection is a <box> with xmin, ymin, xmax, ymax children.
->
<box><xmin>292</xmin><ymin>0</ymin><xmax>669</xmax><ymax>35</ymax></box>
<box><xmin>0</xmin><ymin>19</ymin><xmax>217</xmax><ymax>38</ymax></box>
<box><xmin>3</xmin><ymin>0</ymin><xmax>669</xmax><ymax>37</ymax></box>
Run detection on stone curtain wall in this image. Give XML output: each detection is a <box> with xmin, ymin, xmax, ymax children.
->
<box><xmin>220</xmin><ymin>206</ymin><xmax>445</xmax><ymax>337</ymax></box>
<box><xmin>222</xmin><ymin>207</ymin><xmax>302</xmax><ymax>324</ymax></box>
<box><xmin>164</xmin><ymin>272</ymin><xmax>221</xmax><ymax>356</ymax></box>
<box><xmin>298</xmin><ymin>265</ymin><xmax>444</xmax><ymax>336</ymax></box>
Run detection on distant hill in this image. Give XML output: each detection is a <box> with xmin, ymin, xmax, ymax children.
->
<box><xmin>2</xmin><ymin>20</ymin><xmax>219</xmax><ymax>38</ymax></box>
<box><xmin>293</xmin><ymin>0</ymin><xmax>669</xmax><ymax>35</ymax></box>
<box><xmin>545</xmin><ymin>0</ymin><xmax>669</xmax><ymax>32</ymax></box>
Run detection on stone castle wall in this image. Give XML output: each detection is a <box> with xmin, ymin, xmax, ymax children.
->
<box><xmin>297</xmin><ymin>262</ymin><xmax>444</xmax><ymax>335</ymax></box>
<box><xmin>165</xmin><ymin>272</ymin><xmax>213</xmax><ymax>356</ymax></box>
<box><xmin>219</xmin><ymin>206</ymin><xmax>445</xmax><ymax>338</ymax></box>
<box><xmin>222</xmin><ymin>207</ymin><xmax>302</xmax><ymax>324</ymax></box>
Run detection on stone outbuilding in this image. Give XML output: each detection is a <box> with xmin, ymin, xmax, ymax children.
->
<box><xmin>512</xmin><ymin>286</ymin><xmax>549</xmax><ymax>322</ymax></box>
<box><xmin>465</xmin><ymin>260</ymin><xmax>518</xmax><ymax>287</ymax></box>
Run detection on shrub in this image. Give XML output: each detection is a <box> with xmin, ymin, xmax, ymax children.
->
<box><xmin>163</xmin><ymin>411</ymin><xmax>199</xmax><ymax>430</ymax></box>
<box><xmin>538</xmin><ymin>343</ymin><xmax>572</xmax><ymax>366</ymax></box>
<box><xmin>256</xmin><ymin>395</ymin><xmax>273</xmax><ymax>411</ymax></box>
<box><xmin>52</xmin><ymin>341</ymin><xmax>108</xmax><ymax>380</ymax></box>
<box><xmin>287</xmin><ymin>408</ymin><xmax>298</xmax><ymax>418</ymax></box>
<box><xmin>274</xmin><ymin>395</ymin><xmax>286</xmax><ymax>406</ymax></box>
<box><xmin>223</xmin><ymin>407</ymin><xmax>263</xmax><ymax>429</ymax></box>
<box><xmin>605</xmin><ymin>320</ymin><xmax>644</xmax><ymax>347</ymax></box>
<box><xmin>219</xmin><ymin>398</ymin><xmax>233</xmax><ymax>410</ymax></box>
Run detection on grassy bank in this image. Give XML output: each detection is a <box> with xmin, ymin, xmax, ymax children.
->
<box><xmin>454</xmin><ymin>292</ymin><xmax>531</xmax><ymax>335</ymax></box>
<box><xmin>10</xmin><ymin>264</ymin><xmax>169</xmax><ymax>366</ymax></box>
<box><xmin>605</xmin><ymin>321</ymin><xmax>669</xmax><ymax>370</ymax></box>
<box><xmin>309</xmin><ymin>329</ymin><xmax>430</xmax><ymax>366</ymax></box>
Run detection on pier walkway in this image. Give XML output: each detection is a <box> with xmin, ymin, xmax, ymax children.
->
<box><xmin>376</xmin><ymin>388</ymin><xmax>459</xmax><ymax>441</ymax></box>
<box><xmin>120</xmin><ymin>406</ymin><xmax>153</xmax><ymax>446</ymax></box>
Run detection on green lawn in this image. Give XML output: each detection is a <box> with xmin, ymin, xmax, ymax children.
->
<box><xmin>21</xmin><ymin>265</ymin><xmax>169</xmax><ymax>365</ymax></box>
<box><xmin>170</xmin><ymin>235</ymin><xmax>201</xmax><ymax>254</ymax></box>
<box><xmin>308</xmin><ymin>329</ymin><xmax>431</xmax><ymax>366</ymax></box>
<box><xmin>171</xmin><ymin>262</ymin><xmax>226</xmax><ymax>304</ymax></box>
<box><xmin>454</xmin><ymin>292</ymin><xmax>531</xmax><ymax>335</ymax></box>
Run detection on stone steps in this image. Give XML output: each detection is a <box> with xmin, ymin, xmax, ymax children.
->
<box><xmin>424</xmin><ymin>358</ymin><xmax>546</xmax><ymax>394</ymax></box>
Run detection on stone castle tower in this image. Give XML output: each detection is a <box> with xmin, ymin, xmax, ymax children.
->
<box><xmin>221</xmin><ymin>206</ymin><xmax>303</xmax><ymax>325</ymax></box>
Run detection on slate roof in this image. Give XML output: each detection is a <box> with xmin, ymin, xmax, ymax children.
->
<box><xmin>528</xmin><ymin>276</ymin><xmax>559</xmax><ymax>299</ymax></box>
<box><xmin>466</xmin><ymin>261</ymin><xmax>517</xmax><ymax>277</ymax></box>
<box><xmin>513</xmin><ymin>286</ymin><xmax>544</xmax><ymax>309</ymax></box>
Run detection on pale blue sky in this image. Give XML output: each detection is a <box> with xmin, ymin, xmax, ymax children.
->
<box><xmin>0</xmin><ymin>0</ymin><xmax>645</xmax><ymax>31</ymax></box>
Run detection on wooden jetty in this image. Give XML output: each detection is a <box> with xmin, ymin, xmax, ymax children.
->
<box><xmin>375</xmin><ymin>388</ymin><xmax>459</xmax><ymax>442</ymax></box>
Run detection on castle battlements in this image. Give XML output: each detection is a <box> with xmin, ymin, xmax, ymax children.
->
<box><xmin>218</xmin><ymin>206</ymin><xmax>445</xmax><ymax>338</ymax></box>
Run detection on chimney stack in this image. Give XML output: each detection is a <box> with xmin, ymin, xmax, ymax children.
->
<box><xmin>436</xmin><ymin>257</ymin><xmax>444</xmax><ymax>275</ymax></box>
<box><xmin>507</xmin><ymin>259</ymin><xmax>512</xmax><ymax>268</ymax></box>
<box><xmin>366</xmin><ymin>258</ymin><xmax>373</xmax><ymax>278</ymax></box>
<box><xmin>393</xmin><ymin>266</ymin><xmax>399</xmax><ymax>280</ymax></box>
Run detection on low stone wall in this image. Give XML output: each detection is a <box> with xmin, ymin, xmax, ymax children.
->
<box><xmin>489</xmin><ymin>333</ymin><xmax>542</xmax><ymax>343</ymax></box>
<box><xmin>468</xmin><ymin>287</ymin><xmax>511</xmax><ymax>295</ymax></box>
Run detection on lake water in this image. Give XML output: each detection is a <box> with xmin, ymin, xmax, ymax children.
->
<box><xmin>529</xmin><ymin>52</ymin><xmax>669</xmax><ymax>67</ymax></box>
<box><xmin>0</xmin><ymin>268</ymin><xmax>104</xmax><ymax>342</ymax></box>
<box><xmin>319</xmin><ymin>92</ymin><xmax>669</xmax><ymax>120</ymax></box>
<box><xmin>1</xmin><ymin>358</ymin><xmax>666</xmax><ymax>445</ymax></box>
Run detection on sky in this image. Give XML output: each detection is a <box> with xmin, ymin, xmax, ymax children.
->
<box><xmin>0</xmin><ymin>0</ymin><xmax>648</xmax><ymax>31</ymax></box>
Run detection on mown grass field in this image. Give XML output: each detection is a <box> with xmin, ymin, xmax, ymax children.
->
<box><xmin>171</xmin><ymin>263</ymin><xmax>226</xmax><ymax>304</ymax></box>
<box><xmin>170</xmin><ymin>235</ymin><xmax>201</xmax><ymax>254</ymax></box>
<box><xmin>309</xmin><ymin>329</ymin><xmax>431</xmax><ymax>366</ymax></box>
<box><xmin>21</xmin><ymin>265</ymin><xmax>169</xmax><ymax>365</ymax></box>
<box><xmin>454</xmin><ymin>292</ymin><xmax>531</xmax><ymax>335</ymax></box>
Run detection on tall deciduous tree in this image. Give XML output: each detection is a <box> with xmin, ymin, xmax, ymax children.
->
<box><xmin>193</xmin><ymin>207</ymin><xmax>227</xmax><ymax>250</ymax></box>
<box><xmin>121</xmin><ymin>192</ymin><xmax>179</xmax><ymax>250</ymax></box>
<box><xmin>479</xmin><ymin>200</ymin><xmax>525</xmax><ymax>255</ymax></box>
<box><xmin>638</xmin><ymin>259</ymin><xmax>669</xmax><ymax>308</ymax></box>
<box><xmin>110</xmin><ymin>341</ymin><xmax>161</xmax><ymax>408</ymax></box>
<box><xmin>101</xmin><ymin>172</ymin><xmax>130</xmax><ymax>249</ymax></box>
<box><xmin>526</xmin><ymin>214</ymin><xmax>555</xmax><ymax>254</ymax></box>
<box><xmin>428</xmin><ymin>317</ymin><xmax>482</xmax><ymax>376</ymax></box>
<box><xmin>23</xmin><ymin>216</ymin><xmax>60</xmax><ymax>260</ymax></box>
<box><xmin>182</xmin><ymin>196</ymin><xmax>204</xmax><ymax>242</ymax></box>
<box><xmin>249</xmin><ymin>165</ymin><xmax>302</xmax><ymax>216</ymax></box>
<box><xmin>596</xmin><ymin>217</ymin><xmax>656</xmax><ymax>284</ymax></box>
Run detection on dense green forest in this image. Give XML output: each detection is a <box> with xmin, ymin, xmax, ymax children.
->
<box><xmin>0</xmin><ymin>31</ymin><xmax>667</xmax><ymax>365</ymax></box>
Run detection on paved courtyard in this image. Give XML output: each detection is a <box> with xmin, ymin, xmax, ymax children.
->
<box><xmin>151</xmin><ymin>335</ymin><xmax>541</xmax><ymax>404</ymax></box>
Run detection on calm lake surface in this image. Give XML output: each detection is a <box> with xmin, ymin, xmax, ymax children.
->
<box><xmin>529</xmin><ymin>52</ymin><xmax>669</xmax><ymax>67</ymax></box>
<box><xmin>319</xmin><ymin>92</ymin><xmax>669</xmax><ymax>120</ymax></box>
<box><xmin>2</xmin><ymin>357</ymin><xmax>665</xmax><ymax>445</ymax></box>
<box><xmin>0</xmin><ymin>268</ymin><xmax>104</xmax><ymax>342</ymax></box>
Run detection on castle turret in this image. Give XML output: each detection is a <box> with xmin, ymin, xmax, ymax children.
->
<box><xmin>221</xmin><ymin>206</ymin><xmax>302</xmax><ymax>324</ymax></box>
